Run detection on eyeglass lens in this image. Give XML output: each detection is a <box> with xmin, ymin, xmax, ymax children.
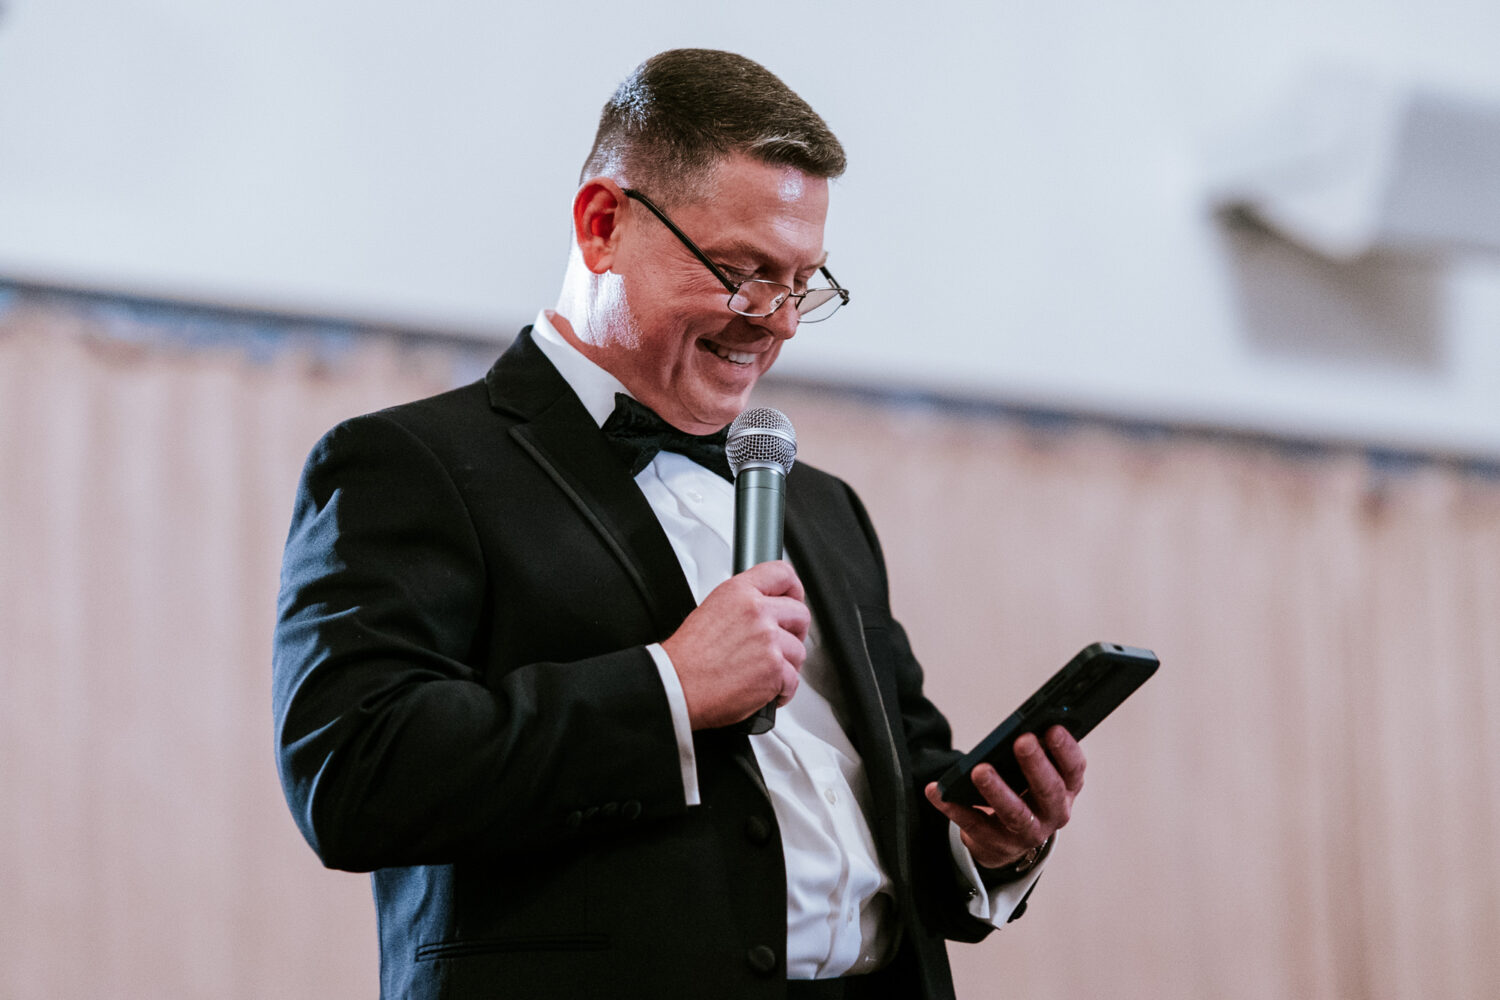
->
<box><xmin>727</xmin><ymin>281</ymin><xmax>844</xmax><ymax>323</ymax></box>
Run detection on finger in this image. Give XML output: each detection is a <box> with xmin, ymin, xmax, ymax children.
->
<box><xmin>742</xmin><ymin>560</ymin><xmax>805</xmax><ymax>602</ymax></box>
<box><xmin>1044</xmin><ymin>725</ymin><xmax>1087</xmax><ymax>794</ymax></box>
<box><xmin>1015</xmin><ymin>734</ymin><xmax>1069</xmax><ymax>822</ymax></box>
<box><xmin>970</xmin><ymin>764</ymin><xmax>1040</xmax><ymax>837</ymax></box>
<box><xmin>770</xmin><ymin>595</ymin><xmax>811</xmax><ymax>642</ymax></box>
<box><xmin>926</xmin><ymin>782</ymin><xmax>1036</xmax><ymax>869</ymax></box>
<box><xmin>776</xmin><ymin>628</ymin><xmax>807</xmax><ymax>671</ymax></box>
<box><xmin>774</xmin><ymin>660</ymin><xmax>801</xmax><ymax>706</ymax></box>
<box><xmin>924</xmin><ymin>781</ymin><xmax>985</xmax><ymax>833</ymax></box>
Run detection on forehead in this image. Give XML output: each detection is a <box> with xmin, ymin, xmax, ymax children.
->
<box><xmin>673</xmin><ymin>155</ymin><xmax>830</xmax><ymax>269</ymax></box>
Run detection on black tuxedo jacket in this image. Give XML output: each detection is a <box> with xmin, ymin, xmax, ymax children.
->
<box><xmin>273</xmin><ymin>330</ymin><xmax>1005</xmax><ymax>999</ymax></box>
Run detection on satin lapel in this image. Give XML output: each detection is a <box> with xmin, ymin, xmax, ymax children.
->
<box><xmin>486</xmin><ymin>331</ymin><xmax>699</xmax><ymax>637</ymax></box>
<box><xmin>783</xmin><ymin>490</ymin><xmax>907</xmax><ymax>840</ymax></box>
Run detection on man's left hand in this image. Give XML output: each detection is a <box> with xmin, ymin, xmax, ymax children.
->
<box><xmin>923</xmin><ymin>725</ymin><xmax>1085</xmax><ymax>870</ymax></box>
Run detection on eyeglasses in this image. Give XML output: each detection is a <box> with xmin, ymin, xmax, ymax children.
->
<box><xmin>623</xmin><ymin>188</ymin><xmax>850</xmax><ymax>323</ymax></box>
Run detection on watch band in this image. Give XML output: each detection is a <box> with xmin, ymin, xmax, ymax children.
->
<box><xmin>997</xmin><ymin>834</ymin><xmax>1053</xmax><ymax>880</ymax></box>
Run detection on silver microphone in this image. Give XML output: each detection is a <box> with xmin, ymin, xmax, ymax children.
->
<box><xmin>725</xmin><ymin>407</ymin><xmax>797</xmax><ymax>735</ymax></box>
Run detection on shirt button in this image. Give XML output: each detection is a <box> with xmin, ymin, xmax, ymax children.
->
<box><xmin>824</xmin><ymin>788</ymin><xmax>838</xmax><ymax>805</ymax></box>
<box><xmin>686</xmin><ymin>489</ymin><xmax>703</xmax><ymax>503</ymax></box>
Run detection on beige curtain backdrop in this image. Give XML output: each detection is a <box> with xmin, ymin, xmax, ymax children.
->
<box><xmin>2</xmin><ymin>289</ymin><xmax>1496</xmax><ymax>999</ymax></box>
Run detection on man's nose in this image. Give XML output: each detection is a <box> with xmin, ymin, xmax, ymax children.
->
<box><xmin>754</xmin><ymin>300</ymin><xmax>801</xmax><ymax>341</ymax></box>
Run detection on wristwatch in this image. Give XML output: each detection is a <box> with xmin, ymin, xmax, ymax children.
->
<box><xmin>989</xmin><ymin>835</ymin><xmax>1053</xmax><ymax>883</ymax></box>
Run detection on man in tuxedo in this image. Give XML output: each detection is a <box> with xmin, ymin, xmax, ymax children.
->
<box><xmin>274</xmin><ymin>49</ymin><xmax>1087</xmax><ymax>1000</ymax></box>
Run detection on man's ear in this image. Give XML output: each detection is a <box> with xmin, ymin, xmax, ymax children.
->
<box><xmin>573</xmin><ymin>179</ymin><xmax>628</xmax><ymax>274</ymax></box>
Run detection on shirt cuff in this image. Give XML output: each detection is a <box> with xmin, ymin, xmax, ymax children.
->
<box><xmin>948</xmin><ymin>822</ymin><xmax>1050</xmax><ymax>926</ymax></box>
<box><xmin>646</xmin><ymin>642</ymin><xmax>701</xmax><ymax>806</ymax></box>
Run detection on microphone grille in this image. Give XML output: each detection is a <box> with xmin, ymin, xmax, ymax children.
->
<box><xmin>726</xmin><ymin>407</ymin><xmax>797</xmax><ymax>477</ymax></box>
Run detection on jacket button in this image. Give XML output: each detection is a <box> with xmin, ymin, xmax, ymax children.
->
<box><xmin>746</xmin><ymin>945</ymin><xmax>778</xmax><ymax>977</ymax></box>
<box><xmin>565</xmin><ymin>811</ymin><xmax>583</xmax><ymax>832</ymax></box>
<box><xmin>622</xmin><ymin>800</ymin><xmax>642</xmax><ymax>820</ymax></box>
<box><xmin>744</xmin><ymin>815</ymin><xmax>772</xmax><ymax>846</ymax></box>
<box><xmin>599</xmin><ymin>802</ymin><xmax>619</xmax><ymax>820</ymax></box>
<box><xmin>583</xmin><ymin>806</ymin><xmax>600</xmax><ymax>822</ymax></box>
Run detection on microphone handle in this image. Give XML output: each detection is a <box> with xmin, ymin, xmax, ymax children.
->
<box><xmin>732</xmin><ymin>466</ymin><xmax>785</xmax><ymax>735</ymax></box>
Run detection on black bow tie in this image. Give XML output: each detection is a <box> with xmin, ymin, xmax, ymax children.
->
<box><xmin>600</xmin><ymin>394</ymin><xmax>732</xmax><ymax>481</ymax></box>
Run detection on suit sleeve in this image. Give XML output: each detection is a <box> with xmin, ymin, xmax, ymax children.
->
<box><xmin>272</xmin><ymin>414</ymin><xmax>687</xmax><ymax>872</ymax></box>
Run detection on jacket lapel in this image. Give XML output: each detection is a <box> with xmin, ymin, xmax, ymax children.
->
<box><xmin>485</xmin><ymin>329</ymin><xmax>699</xmax><ymax>638</ymax></box>
<box><xmin>783</xmin><ymin>489</ymin><xmax>909</xmax><ymax>852</ymax></box>
<box><xmin>485</xmin><ymin>338</ymin><xmax>912</xmax><ymax>835</ymax></box>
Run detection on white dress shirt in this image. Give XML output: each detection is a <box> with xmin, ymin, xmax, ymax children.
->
<box><xmin>528</xmin><ymin>311</ymin><xmax>1043</xmax><ymax>979</ymax></box>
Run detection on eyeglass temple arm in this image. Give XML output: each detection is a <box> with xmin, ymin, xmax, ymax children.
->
<box><xmin>818</xmin><ymin>267</ymin><xmax>850</xmax><ymax>304</ymax></box>
<box><xmin>621</xmin><ymin>189</ymin><xmax>741</xmax><ymax>294</ymax></box>
<box><xmin>626</xmin><ymin>188</ymin><xmax>849</xmax><ymax>308</ymax></box>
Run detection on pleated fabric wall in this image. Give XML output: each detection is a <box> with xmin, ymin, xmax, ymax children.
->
<box><xmin>762</xmin><ymin>393</ymin><xmax>1500</xmax><ymax>1000</ymax></box>
<box><xmin>0</xmin><ymin>290</ymin><xmax>474</xmax><ymax>998</ymax></box>
<box><xmin>2</xmin><ymin>285</ymin><xmax>1497</xmax><ymax>999</ymax></box>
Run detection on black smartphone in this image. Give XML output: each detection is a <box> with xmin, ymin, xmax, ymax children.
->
<box><xmin>936</xmin><ymin>642</ymin><xmax>1159</xmax><ymax>806</ymax></box>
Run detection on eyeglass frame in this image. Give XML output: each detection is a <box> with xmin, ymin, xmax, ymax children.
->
<box><xmin>622</xmin><ymin>188</ymin><xmax>850</xmax><ymax>322</ymax></box>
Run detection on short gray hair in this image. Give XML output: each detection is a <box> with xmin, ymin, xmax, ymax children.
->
<box><xmin>580</xmin><ymin>49</ymin><xmax>846</xmax><ymax>203</ymax></box>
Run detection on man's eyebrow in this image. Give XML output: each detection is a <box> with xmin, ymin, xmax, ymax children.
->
<box><xmin>712</xmin><ymin>239</ymin><xmax>829</xmax><ymax>272</ymax></box>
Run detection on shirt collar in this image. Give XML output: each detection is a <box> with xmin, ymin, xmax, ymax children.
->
<box><xmin>529</xmin><ymin>309</ymin><xmax>630</xmax><ymax>429</ymax></box>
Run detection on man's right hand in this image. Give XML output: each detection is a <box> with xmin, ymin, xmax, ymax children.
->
<box><xmin>660</xmin><ymin>560</ymin><xmax>810</xmax><ymax>730</ymax></box>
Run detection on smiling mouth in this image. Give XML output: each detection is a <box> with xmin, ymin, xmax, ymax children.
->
<box><xmin>704</xmin><ymin>340</ymin><xmax>756</xmax><ymax>365</ymax></box>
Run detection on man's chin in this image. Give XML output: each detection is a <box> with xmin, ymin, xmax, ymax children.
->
<box><xmin>645</xmin><ymin>367</ymin><xmax>761</xmax><ymax>432</ymax></box>
<box><xmin>695</xmin><ymin>407</ymin><xmax>743</xmax><ymax>433</ymax></box>
<box><xmin>676</xmin><ymin>396</ymin><xmax>747</xmax><ymax>434</ymax></box>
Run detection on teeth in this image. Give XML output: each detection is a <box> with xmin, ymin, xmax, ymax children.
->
<box><xmin>709</xmin><ymin>343</ymin><xmax>755</xmax><ymax>365</ymax></box>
